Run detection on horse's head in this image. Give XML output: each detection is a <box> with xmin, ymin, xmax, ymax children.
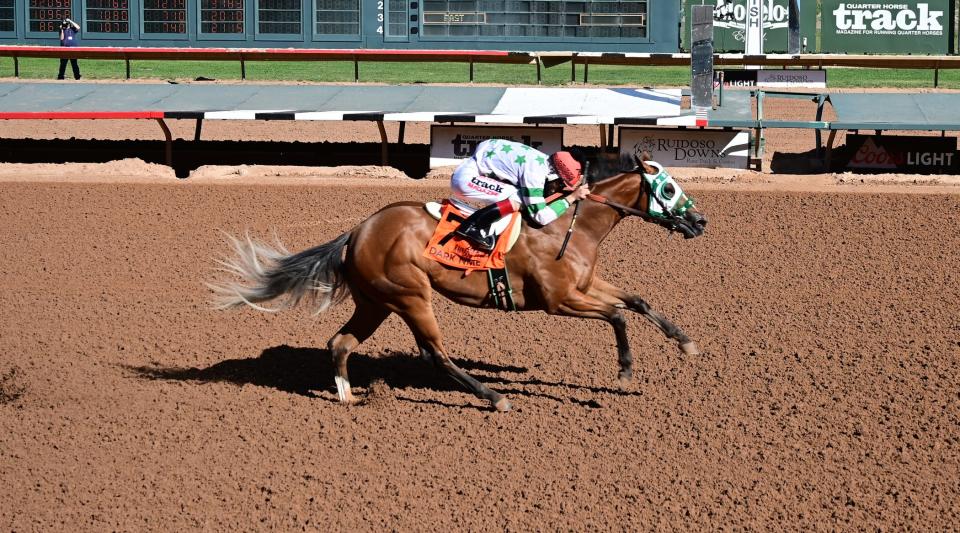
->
<box><xmin>633</xmin><ymin>153</ymin><xmax>707</xmax><ymax>239</ymax></box>
<box><xmin>566</xmin><ymin>149</ymin><xmax>707</xmax><ymax>239</ymax></box>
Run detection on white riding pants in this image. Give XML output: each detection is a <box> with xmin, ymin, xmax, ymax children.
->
<box><xmin>450</xmin><ymin>159</ymin><xmax>518</xmax><ymax>209</ymax></box>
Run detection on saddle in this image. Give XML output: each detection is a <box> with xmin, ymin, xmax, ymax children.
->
<box><xmin>422</xmin><ymin>200</ymin><xmax>522</xmax><ymax>273</ymax></box>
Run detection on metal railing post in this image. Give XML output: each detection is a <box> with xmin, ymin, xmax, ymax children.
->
<box><xmin>376</xmin><ymin>120</ymin><xmax>388</xmax><ymax>165</ymax></box>
<box><xmin>155</xmin><ymin>118</ymin><xmax>173</xmax><ymax>168</ymax></box>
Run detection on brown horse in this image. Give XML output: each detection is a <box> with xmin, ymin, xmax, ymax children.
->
<box><xmin>209</xmin><ymin>155</ymin><xmax>707</xmax><ymax>411</ymax></box>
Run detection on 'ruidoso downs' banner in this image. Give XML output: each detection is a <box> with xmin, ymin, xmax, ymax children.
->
<box><xmin>620</xmin><ymin>128</ymin><xmax>751</xmax><ymax>169</ymax></box>
<box><xmin>821</xmin><ymin>0</ymin><xmax>951</xmax><ymax>53</ymax></box>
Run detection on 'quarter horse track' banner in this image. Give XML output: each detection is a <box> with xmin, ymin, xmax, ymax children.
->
<box><xmin>820</xmin><ymin>0</ymin><xmax>952</xmax><ymax>53</ymax></box>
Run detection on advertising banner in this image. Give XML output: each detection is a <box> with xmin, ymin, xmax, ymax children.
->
<box><xmin>685</xmin><ymin>0</ymin><xmax>817</xmax><ymax>52</ymax></box>
<box><xmin>429</xmin><ymin>126</ymin><xmax>563</xmax><ymax>168</ymax></box>
<box><xmin>717</xmin><ymin>69</ymin><xmax>827</xmax><ymax>88</ymax></box>
<box><xmin>843</xmin><ymin>134</ymin><xmax>958</xmax><ymax>172</ymax></box>
<box><xmin>820</xmin><ymin>0</ymin><xmax>952</xmax><ymax>53</ymax></box>
<box><xmin>756</xmin><ymin>69</ymin><xmax>827</xmax><ymax>88</ymax></box>
<box><xmin>620</xmin><ymin>128</ymin><xmax>751</xmax><ymax>169</ymax></box>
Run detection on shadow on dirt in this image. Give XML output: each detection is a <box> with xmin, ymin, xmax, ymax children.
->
<box><xmin>769</xmin><ymin>148</ymin><xmax>832</xmax><ymax>174</ymax></box>
<box><xmin>0</xmin><ymin>138</ymin><xmax>433</xmax><ymax>179</ymax></box>
<box><xmin>126</xmin><ymin>344</ymin><xmax>639</xmax><ymax>405</ymax></box>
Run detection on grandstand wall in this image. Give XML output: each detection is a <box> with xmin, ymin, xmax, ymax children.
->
<box><xmin>0</xmin><ymin>0</ymin><xmax>681</xmax><ymax>52</ymax></box>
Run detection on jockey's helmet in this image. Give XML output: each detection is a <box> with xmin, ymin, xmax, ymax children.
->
<box><xmin>549</xmin><ymin>151</ymin><xmax>583</xmax><ymax>189</ymax></box>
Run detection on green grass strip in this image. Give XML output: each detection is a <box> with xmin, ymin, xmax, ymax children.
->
<box><xmin>2</xmin><ymin>57</ymin><xmax>960</xmax><ymax>89</ymax></box>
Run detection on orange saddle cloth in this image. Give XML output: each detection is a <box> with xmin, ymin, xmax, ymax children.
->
<box><xmin>423</xmin><ymin>201</ymin><xmax>519</xmax><ymax>272</ymax></box>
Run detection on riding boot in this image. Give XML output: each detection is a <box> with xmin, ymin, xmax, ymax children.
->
<box><xmin>454</xmin><ymin>200</ymin><xmax>514</xmax><ymax>252</ymax></box>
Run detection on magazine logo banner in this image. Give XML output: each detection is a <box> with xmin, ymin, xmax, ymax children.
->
<box><xmin>845</xmin><ymin>134</ymin><xmax>957</xmax><ymax>172</ymax></box>
<box><xmin>429</xmin><ymin>126</ymin><xmax>563</xmax><ymax>168</ymax></box>
<box><xmin>821</xmin><ymin>0</ymin><xmax>950</xmax><ymax>53</ymax></box>
<box><xmin>620</xmin><ymin>128</ymin><xmax>750</xmax><ymax>169</ymax></box>
<box><xmin>833</xmin><ymin>2</ymin><xmax>943</xmax><ymax>35</ymax></box>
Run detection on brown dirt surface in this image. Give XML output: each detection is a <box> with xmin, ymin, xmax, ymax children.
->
<box><xmin>1</xmin><ymin>89</ymin><xmax>959</xmax><ymax>530</ymax></box>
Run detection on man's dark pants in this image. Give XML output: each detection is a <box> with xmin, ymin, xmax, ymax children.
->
<box><xmin>57</xmin><ymin>58</ymin><xmax>80</xmax><ymax>80</ymax></box>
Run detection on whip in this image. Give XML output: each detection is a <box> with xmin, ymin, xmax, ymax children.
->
<box><xmin>556</xmin><ymin>161</ymin><xmax>588</xmax><ymax>260</ymax></box>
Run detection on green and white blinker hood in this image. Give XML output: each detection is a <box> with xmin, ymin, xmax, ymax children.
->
<box><xmin>641</xmin><ymin>161</ymin><xmax>695</xmax><ymax>219</ymax></box>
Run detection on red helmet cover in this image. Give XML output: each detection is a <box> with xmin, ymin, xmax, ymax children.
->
<box><xmin>549</xmin><ymin>151</ymin><xmax>583</xmax><ymax>188</ymax></box>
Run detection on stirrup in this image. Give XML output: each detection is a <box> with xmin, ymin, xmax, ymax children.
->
<box><xmin>454</xmin><ymin>226</ymin><xmax>496</xmax><ymax>252</ymax></box>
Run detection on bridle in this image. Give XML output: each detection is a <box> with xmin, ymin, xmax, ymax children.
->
<box><xmin>554</xmin><ymin>166</ymin><xmax>697</xmax><ymax>259</ymax></box>
<box><xmin>585</xmin><ymin>167</ymin><xmax>689</xmax><ymax>231</ymax></box>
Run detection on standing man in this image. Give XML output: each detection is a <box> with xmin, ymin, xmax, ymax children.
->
<box><xmin>57</xmin><ymin>18</ymin><xmax>81</xmax><ymax>81</ymax></box>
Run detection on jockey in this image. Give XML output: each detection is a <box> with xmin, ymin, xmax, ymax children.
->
<box><xmin>450</xmin><ymin>139</ymin><xmax>590</xmax><ymax>251</ymax></box>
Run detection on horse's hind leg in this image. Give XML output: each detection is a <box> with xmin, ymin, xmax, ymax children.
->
<box><xmin>328</xmin><ymin>296</ymin><xmax>390</xmax><ymax>404</ymax></box>
<box><xmin>400</xmin><ymin>304</ymin><xmax>511</xmax><ymax>412</ymax></box>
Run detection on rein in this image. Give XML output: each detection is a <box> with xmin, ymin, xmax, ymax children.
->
<box><xmin>551</xmin><ymin>167</ymin><xmax>689</xmax><ymax>261</ymax></box>
<box><xmin>545</xmin><ymin>173</ymin><xmax>657</xmax><ymax>222</ymax></box>
<box><xmin>585</xmin><ymin>167</ymin><xmax>690</xmax><ymax>236</ymax></box>
<box><xmin>586</xmin><ymin>192</ymin><xmax>654</xmax><ymax>221</ymax></box>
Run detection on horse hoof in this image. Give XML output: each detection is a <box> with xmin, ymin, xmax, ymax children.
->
<box><xmin>493</xmin><ymin>397</ymin><xmax>512</xmax><ymax>412</ymax></box>
<box><xmin>680</xmin><ymin>341</ymin><xmax>700</xmax><ymax>356</ymax></box>
<box><xmin>617</xmin><ymin>369</ymin><xmax>632</xmax><ymax>385</ymax></box>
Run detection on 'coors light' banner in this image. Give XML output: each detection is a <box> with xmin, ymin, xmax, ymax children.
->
<box><xmin>843</xmin><ymin>134</ymin><xmax>958</xmax><ymax>172</ymax></box>
<box><xmin>820</xmin><ymin>0</ymin><xmax>951</xmax><ymax>53</ymax></box>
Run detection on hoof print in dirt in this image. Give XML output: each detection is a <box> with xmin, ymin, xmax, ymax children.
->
<box><xmin>361</xmin><ymin>380</ymin><xmax>396</xmax><ymax>408</ymax></box>
<box><xmin>0</xmin><ymin>366</ymin><xmax>26</xmax><ymax>405</ymax></box>
<box><xmin>570</xmin><ymin>397</ymin><xmax>603</xmax><ymax>409</ymax></box>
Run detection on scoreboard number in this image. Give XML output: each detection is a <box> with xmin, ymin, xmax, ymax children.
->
<box><xmin>143</xmin><ymin>0</ymin><xmax>187</xmax><ymax>34</ymax></box>
<box><xmin>201</xmin><ymin>0</ymin><xmax>244</xmax><ymax>34</ymax></box>
<box><xmin>29</xmin><ymin>0</ymin><xmax>72</xmax><ymax>33</ymax></box>
<box><xmin>85</xmin><ymin>0</ymin><xmax>129</xmax><ymax>33</ymax></box>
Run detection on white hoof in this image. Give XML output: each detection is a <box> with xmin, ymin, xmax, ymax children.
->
<box><xmin>334</xmin><ymin>376</ymin><xmax>355</xmax><ymax>403</ymax></box>
<box><xmin>680</xmin><ymin>341</ymin><xmax>701</xmax><ymax>356</ymax></box>
<box><xmin>493</xmin><ymin>397</ymin><xmax>512</xmax><ymax>412</ymax></box>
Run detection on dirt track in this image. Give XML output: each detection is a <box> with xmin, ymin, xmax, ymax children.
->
<box><xmin>1</xmin><ymin>171</ymin><xmax>958</xmax><ymax>529</ymax></box>
<box><xmin>1</xmin><ymin>87</ymin><xmax>959</xmax><ymax>529</ymax></box>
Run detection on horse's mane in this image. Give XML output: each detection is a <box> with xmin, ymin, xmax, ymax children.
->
<box><xmin>569</xmin><ymin>148</ymin><xmax>641</xmax><ymax>185</ymax></box>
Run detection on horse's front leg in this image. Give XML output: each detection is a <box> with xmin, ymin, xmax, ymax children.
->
<box><xmin>587</xmin><ymin>277</ymin><xmax>700</xmax><ymax>357</ymax></box>
<box><xmin>552</xmin><ymin>290</ymin><xmax>634</xmax><ymax>384</ymax></box>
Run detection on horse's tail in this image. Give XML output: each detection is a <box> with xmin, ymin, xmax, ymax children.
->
<box><xmin>207</xmin><ymin>231</ymin><xmax>351</xmax><ymax>314</ymax></box>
